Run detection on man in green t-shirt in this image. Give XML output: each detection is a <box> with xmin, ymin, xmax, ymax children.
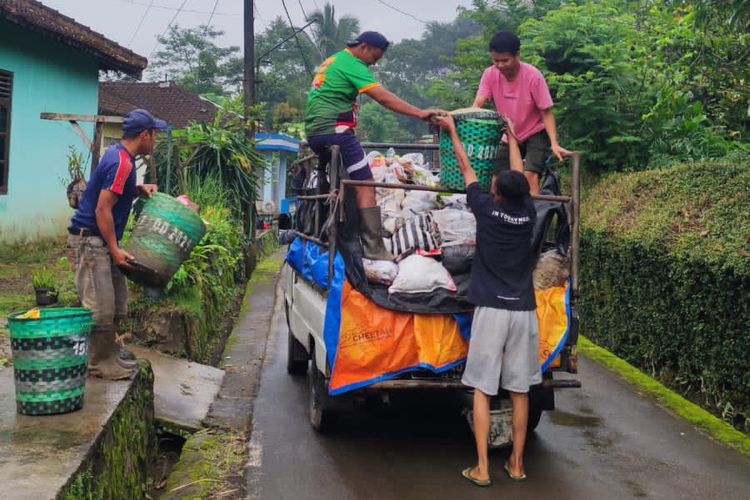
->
<box><xmin>304</xmin><ymin>31</ymin><xmax>444</xmax><ymax>261</ymax></box>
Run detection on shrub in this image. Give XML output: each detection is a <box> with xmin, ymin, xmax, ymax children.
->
<box><xmin>581</xmin><ymin>160</ymin><xmax>750</xmax><ymax>432</ymax></box>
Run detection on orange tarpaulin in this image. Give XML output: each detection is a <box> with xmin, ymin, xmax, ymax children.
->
<box><xmin>328</xmin><ymin>280</ymin><xmax>570</xmax><ymax>394</ymax></box>
<box><xmin>329</xmin><ymin>281</ymin><xmax>469</xmax><ymax>393</ymax></box>
<box><xmin>535</xmin><ymin>282</ymin><xmax>570</xmax><ymax>370</ymax></box>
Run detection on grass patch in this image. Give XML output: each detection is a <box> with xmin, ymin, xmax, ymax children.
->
<box><xmin>579</xmin><ymin>336</ymin><xmax>750</xmax><ymax>457</ymax></box>
<box><xmin>0</xmin><ymin>237</ymin><xmax>78</xmax><ymax>318</ymax></box>
<box><xmin>0</xmin><ymin>293</ymin><xmax>33</xmax><ymax>318</ymax></box>
<box><xmin>162</xmin><ymin>428</ymin><xmax>246</xmax><ymax>499</ymax></box>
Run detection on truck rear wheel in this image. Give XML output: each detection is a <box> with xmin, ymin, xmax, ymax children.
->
<box><xmin>285</xmin><ymin>300</ymin><xmax>308</xmax><ymax>375</ymax></box>
<box><xmin>309</xmin><ymin>350</ymin><xmax>336</xmax><ymax>432</ymax></box>
<box><xmin>528</xmin><ymin>404</ymin><xmax>543</xmax><ymax>431</ymax></box>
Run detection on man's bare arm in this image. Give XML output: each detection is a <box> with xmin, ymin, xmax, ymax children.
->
<box><xmin>95</xmin><ymin>190</ymin><xmax>134</xmax><ymax>269</ymax></box>
<box><xmin>365</xmin><ymin>86</ymin><xmax>428</xmax><ymax>119</ymax></box>
<box><xmin>540</xmin><ymin>107</ymin><xmax>571</xmax><ymax>161</ymax></box>
<box><xmin>366</xmin><ymin>86</ymin><xmax>432</xmax><ymax>120</ymax></box>
<box><xmin>505</xmin><ymin>119</ymin><xmax>524</xmax><ymax>173</ymax></box>
<box><xmin>436</xmin><ymin>115</ymin><xmax>478</xmax><ymax>187</ymax></box>
<box><xmin>472</xmin><ymin>95</ymin><xmax>489</xmax><ymax>108</ymax></box>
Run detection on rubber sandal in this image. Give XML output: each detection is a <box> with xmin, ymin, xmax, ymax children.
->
<box><xmin>461</xmin><ymin>467</ymin><xmax>492</xmax><ymax>487</ymax></box>
<box><xmin>503</xmin><ymin>462</ymin><xmax>527</xmax><ymax>481</ymax></box>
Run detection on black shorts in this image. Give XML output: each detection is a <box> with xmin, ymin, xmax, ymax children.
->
<box><xmin>494</xmin><ymin>129</ymin><xmax>551</xmax><ymax>176</ymax></box>
<box><xmin>307</xmin><ymin>130</ymin><xmax>371</xmax><ymax>181</ymax></box>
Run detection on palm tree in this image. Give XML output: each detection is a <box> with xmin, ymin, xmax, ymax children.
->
<box><xmin>307</xmin><ymin>2</ymin><xmax>360</xmax><ymax>58</ymax></box>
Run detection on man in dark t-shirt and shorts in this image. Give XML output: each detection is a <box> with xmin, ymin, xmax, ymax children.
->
<box><xmin>304</xmin><ymin>31</ymin><xmax>445</xmax><ymax>260</ymax></box>
<box><xmin>435</xmin><ymin>113</ymin><xmax>539</xmax><ymax>487</ymax></box>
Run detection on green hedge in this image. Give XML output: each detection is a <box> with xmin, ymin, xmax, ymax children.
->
<box><xmin>580</xmin><ymin>161</ymin><xmax>750</xmax><ymax>433</ymax></box>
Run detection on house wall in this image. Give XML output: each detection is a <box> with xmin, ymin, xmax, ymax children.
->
<box><xmin>0</xmin><ymin>19</ymin><xmax>99</xmax><ymax>242</ymax></box>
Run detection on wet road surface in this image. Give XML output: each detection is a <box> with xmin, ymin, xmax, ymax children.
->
<box><xmin>245</xmin><ymin>290</ymin><xmax>750</xmax><ymax>499</ymax></box>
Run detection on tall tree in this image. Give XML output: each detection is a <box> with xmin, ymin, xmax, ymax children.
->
<box><xmin>307</xmin><ymin>3</ymin><xmax>360</xmax><ymax>58</ymax></box>
<box><xmin>373</xmin><ymin>15</ymin><xmax>480</xmax><ymax>139</ymax></box>
<box><xmin>254</xmin><ymin>17</ymin><xmax>320</xmax><ymax>129</ymax></box>
<box><xmin>147</xmin><ymin>25</ymin><xmax>242</xmax><ymax>96</ymax></box>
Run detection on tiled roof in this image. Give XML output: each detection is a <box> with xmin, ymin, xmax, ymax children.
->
<box><xmin>0</xmin><ymin>0</ymin><xmax>146</xmax><ymax>77</ymax></box>
<box><xmin>99</xmin><ymin>81</ymin><xmax>220</xmax><ymax>128</ymax></box>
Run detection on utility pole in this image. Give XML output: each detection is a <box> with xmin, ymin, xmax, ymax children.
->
<box><xmin>243</xmin><ymin>0</ymin><xmax>255</xmax><ymax>134</ymax></box>
<box><xmin>243</xmin><ymin>0</ymin><xmax>257</xmax><ymax>241</ymax></box>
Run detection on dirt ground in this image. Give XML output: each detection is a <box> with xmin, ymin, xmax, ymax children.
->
<box><xmin>0</xmin><ymin>237</ymin><xmax>78</xmax><ymax>365</ymax></box>
<box><xmin>0</xmin><ymin>238</ymin><xmax>75</xmax><ymax>317</ymax></box>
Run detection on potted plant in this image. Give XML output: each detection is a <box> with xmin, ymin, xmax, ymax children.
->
<box><xmin>61</xmin><ymin>146</ymin><xmax>88</xmax><ymax>209</ymax></box>
<box><xmin>32</xmin><ymin>267</ymin><xmax>58</xmax><ymax>306</ymax></box>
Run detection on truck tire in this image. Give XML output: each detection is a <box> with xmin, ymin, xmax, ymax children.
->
<box><xmin>287</xmin><ymin>330</ymin><xmax>309</xmax><ymax>375</ymax></box>
<box><xmin>285</xmin><ymin>300</ymin><xmax>309</xmax><ymax>375</ymax></box>
<box><xmin>309</xmin><ymin>350</ymin><xmax>336</xmax><ymax>432</ymax></box>
<box><xmin>528</xmin><ymin>404</ymin><xmax>543</xmax><ymax>431</ymax></box>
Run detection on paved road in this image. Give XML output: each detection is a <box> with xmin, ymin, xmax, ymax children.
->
<box><xmin>245</xmin><ymin>288</ymin><xmax>750</xmax><ymax>500</ymax></box>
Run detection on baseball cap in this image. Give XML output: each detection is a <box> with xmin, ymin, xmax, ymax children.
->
<box><xmin>122</xmin><ymin>109</ymin><xmax>168</xmax><ymax>137</ymax></box>
<box><xmin>347</xmin><ymin>31</ymin><xmax>390</xmax><ymax>51</ymax></box>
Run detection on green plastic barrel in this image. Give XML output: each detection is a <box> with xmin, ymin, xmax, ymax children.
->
<box><xmin>123</xmin><ymin>193</ymin><xmax>206</xmax><ymax>287</ymax></box>
<box><xmin>8</xmin><ymin>307</ymin><xmax>92</xmax><ymax>416</ymax></box>
<box><xmin>439</xmin><ymin>108</ymin><xmax>505</xmax><ymax>191</ymax></box>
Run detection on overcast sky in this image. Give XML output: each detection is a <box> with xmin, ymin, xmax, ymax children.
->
<box><xmin>40</xmin><ymin>0</ymin><xmax>473</xmax><ymax>63</ymax></box>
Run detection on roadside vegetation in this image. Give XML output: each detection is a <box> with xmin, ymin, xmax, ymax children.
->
<box><xmin>126</xmin><ymin>107</ymin><xmax>272</xmax><ymax>364</ymax></box>
<box><xmin>581</xmin><ymin>161</ymin><xmax>750</xmax><ymax>433</ymax></box>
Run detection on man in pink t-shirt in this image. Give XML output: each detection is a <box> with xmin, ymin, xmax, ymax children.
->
<box><xmin>473</xmin><ymin>31</ymin><xmax>571</xmax><ymax>194</ymax></box>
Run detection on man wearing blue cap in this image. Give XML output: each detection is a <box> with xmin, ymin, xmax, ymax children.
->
<box><xmin>304</xmin><ymin>31</ymin><xmax>446</xmax><ymax>260</ymax></box>
<box><xmin>67</xmin><ymin>109</ymin><xmax>164</xmax><ymax>379</ymax></box>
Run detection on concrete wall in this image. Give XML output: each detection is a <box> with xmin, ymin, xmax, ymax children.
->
<box><xmin>0</xmin><ymin>19</ymin><xmax>99</xmax><ymax>242</ymax></box>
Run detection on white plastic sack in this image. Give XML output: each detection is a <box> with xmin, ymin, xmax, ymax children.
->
<box><xmin>438</xmin><ymin>194</ymin><xmax>469</xmax><ymax>211</ymax></box>
<box><xmin>378</xmin><ymin>187</ymin><xmax>404</xmax><ymax>219</ymax></box>
<box><xmin>401</xmin><ymin>190</ymin><xmax>438</xmax><ymax>217</ymax></box>
<box><xmin>388</xmin><ymin>255</ymin><xmax>457</xmax><ymax>295</ymax></box>
<box><xmin>409</xmin><ymin>164</ymin><xmax>437</xmax><ymax>186</ymax></box>
<box><xmin>533</xmin><ymin>250</ymin><xmax>570</xmax><ymax>289</ymax></box>
<box><xmin>363</xmin><ymin>258</ymin><xmax>399</xmax><ymax>286</ymax></box>
<box><xmin>431</xmin><ymin>208</ymin><xmax>476</xmax><ymax>245</ymax></box>
<box><xmin>367</xmin><ymin>150</ymin><xmax>385</xmax><ymax>169</ymax></box>
<box><xmin>399</xmin><ymin>153</ymin><xmax>425</xmax><ymax>167</ymax></box>
<box><xmin>382</xmin><ymin>216</ymin><xmax>406</xmax><ymax>236</ymax></box>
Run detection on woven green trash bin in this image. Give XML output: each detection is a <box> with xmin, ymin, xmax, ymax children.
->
<box><xmin>123</xmin><ymin>193</ymin><xmax>206</xmax><ymax>287</ymax></box>
<box><xmin>439</xmin><ymin>108</ymin><xmax>505</xmax><ymax>191</ymax></box>
<box><xmin>8</xmin><ymin>307</ymin><xmax>92</xmax><ymax>416</ymax></box>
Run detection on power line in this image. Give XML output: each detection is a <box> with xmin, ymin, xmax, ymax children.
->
<box><xmin>253</xmin><ymin>1</ymin><xmax>266</xmax><ymax>23</ymax></box>
<box><xmin>372</xmin><ymin>0</ymin><xmax>427</xmax><ymax>24</ymax></box>
<box><xmin>118</xmin><ymin>0</ymin><xmax>237</xmax><ymax>16</ymax></box>
<box><xmin>281</xmin><ymin>0</ymin><xmax>314</xmax><ymax>75</ymax></box>
<box><xmin>297</xmin><ymin>0</ymin><xmax>324</xmax><ymax>61</ymax></box>
<box><xmin>297</xmin><ymin>0</ymin><xmax>308</xmax><ymax>19</ymax></box>
<box><xmin>148</xmin><ymin>0</ymin><xmax>189</xmax><ymax>60</ymax></box>
<box><xmin>205</xmin><ymin>0</ymin><xmax>220</xmax><ymax>29</ymax></box>
<box><xmin>129</xmin><ymin>0</ymin><xmax>154</xmax><ymax>46</ymax></box>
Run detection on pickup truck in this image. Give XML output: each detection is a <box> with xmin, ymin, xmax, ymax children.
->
<box><xmin>281</xmin><ymin>141</ymin><xmax>581</xmax><ymax>444</ymax></box>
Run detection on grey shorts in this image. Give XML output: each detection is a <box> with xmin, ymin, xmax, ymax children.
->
<box><xmin>66</xmin><ymin>234</ymin><xmax>128</xmax><ymax>329</ymax></box>
<box><xmin>461</xmin><ymin>307</ymin><xmax>542</xmax><ymax>395</ymax></box>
